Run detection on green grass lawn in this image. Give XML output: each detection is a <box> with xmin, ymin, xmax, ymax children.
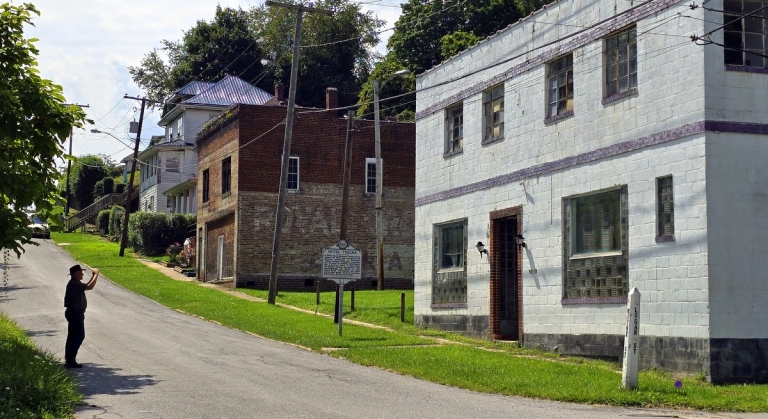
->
<box><xmin>51</xmin><ymin>232</ymin><xmax>768</xmax><ymax>412</ymax></box>
<box><xmin>0</xmin><ymin>313</ymin><xmax>80</xmax><ymax>418</ymax></box>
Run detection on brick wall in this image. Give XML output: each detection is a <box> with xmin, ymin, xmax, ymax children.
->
<box><xmin>197</xmin><ymin>104</ymin><xmax>416</xmax><ymax>291</ymax></box>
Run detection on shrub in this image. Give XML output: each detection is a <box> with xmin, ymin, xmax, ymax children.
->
<box><xmin>97</xmin><ymin>210</ymin><xmax>110</xmax><ymax>234</ymax></box>
<box><xmin>115</xmin><ymin>183</ymin><xmax>126</xmax><ymax>194</ymax></box>
<box><xmin>166</xmin><ymin>242</ymin><xmax>183</xmax><ymax>264</ymax></box>
<box><xmin>128</xmin><ymin>212</ymin><xmax>172</xmax><ymax>256</ymax></box>
<box><xmin>103</xmin><ymin>177</ymin><xmax>114</xmax><ymax>194</ymax></box>
<box><xmin>108</xmin><ymin>205</ymin><xmax>124</xmax><ymax>240</ymax></box>
<box><xmin>168</xmin><ymin>213</ymin><xmax>196</xmax><ymax>245</ymax></box>
<box><xmin>93</xmin><ymin>179</ymin><xmax>105</xmax><ymax>198</ymax></box>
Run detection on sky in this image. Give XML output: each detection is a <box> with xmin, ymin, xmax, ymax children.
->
<box><xmin>24</xmin><ymin>0</ymin><xmax>403</xmax><ymax>164</ymax></box>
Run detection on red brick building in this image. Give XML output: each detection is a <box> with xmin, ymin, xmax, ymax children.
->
<box><xmin>195</xmin><ymin>89</ymin><xmax>415</xmax><ymax>290</ymax></box>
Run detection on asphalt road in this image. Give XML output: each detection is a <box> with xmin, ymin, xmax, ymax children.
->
<box><xmin>1</xmin><ymin>240</ymin><xmax>764</xmax><ymax>419</ymax></box>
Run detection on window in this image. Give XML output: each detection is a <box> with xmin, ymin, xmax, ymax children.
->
<box><xmin>657</xmin><ymin>176</ymin><xmax>674</xmax><ymax>239</ymax></box>
<box><xmin>365</xmin><ymin>158</ymin><xmax>377</xmax><ymax>194</ymax></box>
<box><xmin>605</xmin><ymin>27</ymin><xmax>638</xmax><ymax>97</ymax></box>
<box><xmin>546</xmin><ymin>54</ymin><xmax>574</xmax><ymax>118</ymax></box>
<box><xmin>287</xmin><ymin>157</ymin><xmax>299</xmax><ymax>191</ymax></box>
<box><xmin>483</xmin><ymin>84</ymin><xmax>505</xmax><ymax>141</ymax></box>
<box><xmin>445</xmin><ymin>104</ymin><xmax>463</xmax><ymax>154</ymax></box>
<box><xmin>202</xmin><ymin>169</ymin><xmax>209</xmax><ymax>203</ymax></box>
<box><xmin>432</xmin><ymin>219</ymin><xmax>467</xmax><ymax>305</ymax></box>
<box><xmin>724</xmin><ymin>0</ymin><xmax>768</xmax><ymax>68</ymax></box>
<box><xmin>149</xmin><ymin>196</ymin><xmax>155</xmax><ymax>212</ymax></box>
<box><xmin>221</xmin><ymin>157</ymin><xmax>231</xmax><ymax>194</ymax></box>
<box><xmin>177</xmin><ymin>118</ymin><xmax>184</xmax><ymax>141</ymax></box>
<box><xmin>563</xmin><ymin>187</ymin><xmax>628</xmax><ymax>300</ymax></box>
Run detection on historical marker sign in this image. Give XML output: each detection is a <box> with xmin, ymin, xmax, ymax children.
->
<box><xmin>622</xmin><ymin>287</ymin><xmax>641</xmax><ymax>389</ymax></box>
<box><xmin>322</xmin><ymin>242</ymin><xmax>362</xmax><ymax>282</ymax></box>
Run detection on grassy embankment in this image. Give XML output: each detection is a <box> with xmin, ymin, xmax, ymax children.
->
<box><xmin>52</xmin><ymin>232</ymin><xmax>768</xmax><ymax>412</ymax></box>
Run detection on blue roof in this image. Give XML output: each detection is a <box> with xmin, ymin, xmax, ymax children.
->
<box><xmin>176</xmin><ymin>81</ymin><xmax>215</xmax><ymax>96</ymax></box>
<box><xmin>184</xmin><ymin>75</ymin><xmax>273</xmax><ymax>106</ymax></box>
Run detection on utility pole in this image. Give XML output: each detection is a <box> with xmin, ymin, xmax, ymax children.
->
<box><xmin>118</xmin><ymin>95</ymin><xmax>161</xmax><ymax>257</ymax></box>
<box><xmin>266</xmin><ymin>0</ymin><xmax>332</xmax><ymax>305</ymax></box>
<box><xmin>373</xmin><ymin>81</ymin><xmax>384</xmax><ymax>290</ymax></box>
<box><xmin>335</xmin><ymin>110</ymin><xmax>355</xmax><ymax>324</ymax></box>
<box><xmin>63</xmin><ymin>103</ymin><xmax>89</xmax><ymax>216</ymax></box>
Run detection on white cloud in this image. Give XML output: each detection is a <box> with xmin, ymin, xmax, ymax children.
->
<box><xmin>25</xmin><ymin>0</ymin><xmax>402</xmax><ymax>158</ymax></box>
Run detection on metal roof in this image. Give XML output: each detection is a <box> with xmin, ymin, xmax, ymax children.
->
<box><xmin>183</xmin><ymin>75</ymin><xmax>273</xmax><ymax>106</ymax></box>
<box><xmin>176</xmin><ymin>81</ymin><xmax>215</xmax><ymax>97</ymax></box>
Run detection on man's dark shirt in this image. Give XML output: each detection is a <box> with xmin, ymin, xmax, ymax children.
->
<box><xmin>64</xmin><ymin>278</ymin><xmax>87</xmax><ymax>311</ymax></box>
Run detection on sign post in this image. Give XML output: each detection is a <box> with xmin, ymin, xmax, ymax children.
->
<box><xmin>622</xmin><ymin>287</ymin><xmax>641</xmax><ymax>389</ymax></box>
<box><xmin>322</xmin><ymin>240</ymin><xmax>362</xmax><ymax>336</ymax></box>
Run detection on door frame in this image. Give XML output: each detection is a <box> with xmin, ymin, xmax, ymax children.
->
<box><xmin>489</xmin><ymin>206</ymin><xmax>523</xmax><ymax>341</ymax></box>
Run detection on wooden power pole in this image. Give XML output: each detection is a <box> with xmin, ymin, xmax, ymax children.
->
<box><xmin>266</xmin><ymin>1</ymin><xmax>333</xmax><ymax>305</ymax></box>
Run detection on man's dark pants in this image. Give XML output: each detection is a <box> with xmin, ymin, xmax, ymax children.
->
<box><xmin>64</xmin><ymin>309</ymin><xmax>85</xmax><ymax>362</ymax></box>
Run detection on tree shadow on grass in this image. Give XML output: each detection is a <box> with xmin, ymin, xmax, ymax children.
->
<box><xmin>69</xmin><ymin>363</ymin><xmax>159</xmax><ymax>398</ymax></box>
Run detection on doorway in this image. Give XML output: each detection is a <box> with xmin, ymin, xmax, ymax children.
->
<box><xmin>490</xmin><ymin>207</ymin><xmax>522</xmax><ymax>341</ymax></box>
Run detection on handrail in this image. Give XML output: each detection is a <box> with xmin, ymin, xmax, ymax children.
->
<box><xmin>64</xmin><ymin>188</ymin><xmax>139</xmax><ymax>232</ymax></box>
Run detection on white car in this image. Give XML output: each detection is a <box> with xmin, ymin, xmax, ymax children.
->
<box><xmin>28</xmin><ymin>214</ymin><xmax>50</xmax><ymax>239</ymax></box>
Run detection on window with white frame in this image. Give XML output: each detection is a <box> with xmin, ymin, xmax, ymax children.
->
<box><xmin>287</xmin><ymin>156</ymin><xmax>299</xmax><ymax>191</ymax></box>
<box><xmin>177</xmin><ymin>118</ymin><xmax>184</xmax><ymax>141</ymax></box>
<box><xmin>432</xmin><ymin>219</ymin><xmax>467</xmax><ymax>305</ymax></box>
<box><xmin>605</xmin><ymin>26</ymin><xmax>638</xmax><ymax>97</ymax></box>
<box><xmin>365</xmin><ymin>158</ymin><xmax>378</xmax><ymax>194</ymax></box>
<box><xmin>483</xmin><ymin>84</ymin><xmax>504</xmax><ymax>141</ymax></box>
<box><xmin>546</xmin><ymin>54</ymin><xmax>574</xmax><ymax>118</ymax></box>
<box><xmin>563</xmin><ymin>187</ymin><xmax>628</xmax><ymax>300</ymax></box>
<box><xmin>723</xmin><ymin>0</ymin><xmax>768</xmax><ymax>68</ymax></box>
<box><xmin>445</xmin><ymin>103</ymin><xmax>463</xmax><ymax>154</ymax></box>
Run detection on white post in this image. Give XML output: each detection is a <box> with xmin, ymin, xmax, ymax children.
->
<box><xmin>338</xmin><ymin>282</ymin><xmax>345</xmax><ymax>336</ymax></box>
<box><xmin>622</xmin><ymin>287</ymin><xmax>641</xmax><ymax>389</ymax></box>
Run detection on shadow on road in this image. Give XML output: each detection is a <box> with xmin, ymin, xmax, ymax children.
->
<box><xmin>26</xmin><ymin>329</ymin><xmax>60</xmax><ymax>337</ymax></box>
<box><xmin>70</xmin><ymin>363</ymin><xmax>159</xmax><ymax>397</ymax></box>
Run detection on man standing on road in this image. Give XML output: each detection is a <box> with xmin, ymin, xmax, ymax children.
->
<box><xmin>64</xmin><ymin>264</ymin><xmax>99</xmax><ymax>368</ymax></box>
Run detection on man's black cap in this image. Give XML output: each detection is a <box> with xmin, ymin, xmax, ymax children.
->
<box><xmin>69</xmin><ymin>265</ymin><xmax>83</xmax><ymax>276</ymax></box>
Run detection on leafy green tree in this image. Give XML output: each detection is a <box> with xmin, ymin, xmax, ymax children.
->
<box><xmin>0</xmin><ymin>3</ymin><xmax>86</xmax><ymax>256</ymax></box>
<box><xmin>440</xmin><ymin>31</ymin><xmax>480</xmax><ymax>61</ymax></box>
<box><xmin>70</xmin><ymin>155</ymin><xmax>109</xmax><ymax>210</ymax></box>
<box><xmin>356</xmin><ymin>54</ymin><xmax>415</xmax><ymax>121</ymax></box>
<box><xmin>129</xmin><ymin>6</ymin><xmax>269</xmax><ymax>106</ymax></box>
<box><xmin>250</xmin><ymin>0</ymin><xmax>383</xmax><ymax>108</ymax></box>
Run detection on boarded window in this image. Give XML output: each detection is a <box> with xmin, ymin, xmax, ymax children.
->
<box><xmin>166</xmin><ymin>156</ymin><xmax>180</xmax><ymax>173</ymax></box>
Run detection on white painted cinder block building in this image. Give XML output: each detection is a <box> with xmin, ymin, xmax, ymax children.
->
<box><xmin>414</xmin><ymin>0</ymin><xmax>768</xmax><ymax>383</ymax></box>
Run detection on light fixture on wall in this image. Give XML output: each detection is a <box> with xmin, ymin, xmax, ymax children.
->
<box><xmin>476</xmin><ymin>241</ymin><xmax>488</xmax><ymax>258</ymax></box>
<box><xmin>515</xmin><ymin>234</ymin><xmax>527</xmax><ymax>248</ymax></box>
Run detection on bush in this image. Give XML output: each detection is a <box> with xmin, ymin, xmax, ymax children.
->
<box><xmin>93</xmin><ymin>179</ymin><xmax>105</xmax><ymax>198</ymax></box>
<box><xmin>128</xmin><ymin>212</ymin><xmax>172</xmax><ymax>256</ymax></box>
<box><xmin>168</xmin><ymin>213</ymin><xmax>196</xmax><ymax>245</ymax></box>
<box><xmin>108</xmin><ymin>205</ymin><xmax>124</xmax><ymax>240</ymax></box>
<box><xmin>115</xmin><ymin>183</ymin><xmax>126</xmax><ymax>194</ymax></box>
<box><xmin>103</xmin><ymin>177</ymin><xmax>114</xmax><ymax>194</ymax></box>
<box><xmin>97</xmin><ymin>210</ymin><xmax>110</xmax><ymax>234</ymax></box>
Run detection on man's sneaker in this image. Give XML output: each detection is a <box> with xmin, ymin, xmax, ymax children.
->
<box><xmin>65</xmin><ymin>361</ymin><xmax>82</xmax><ymax>368</ymax></box>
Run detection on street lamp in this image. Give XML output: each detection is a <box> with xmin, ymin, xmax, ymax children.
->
<box><xmin>90</xmin><ymin>129</ymin><xmax>135</xmax><ymax>149</ymax></box>
<box><xmin>373</xmin><ymin>69</ymin><xmax>410</xmax><ymax>290</ymax></box>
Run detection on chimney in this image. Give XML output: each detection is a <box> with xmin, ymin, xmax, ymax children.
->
<box><xmin>326</xmin><ymin>87</ymin><xmax>338</xmax><ymax>111</ymax></box>
<box><xmin>275</xmin><ymin>82</ymin><xmax>285</xmax><ymax>103</ymax></box>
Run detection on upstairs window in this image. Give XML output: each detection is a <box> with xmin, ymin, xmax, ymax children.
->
<box><xmin>547</xmin><ymin>54</ymin><xmax>574</xmax><ymax>118</ymax></box>
<box><xmin>365</xmin><ymin>158</ymin><xmax>377</xmax><ymax>194</ymax></box>
<box><xmin>221</xmin><ymin>157</ymin><xmax>231</xmax><ymax>195</ymax></box>
<box><xmin>724</xmin><ymin>0</ymin><xmax>768</xmax><ymax>68</ymax></box>
<box><xmin>657</xmin><ymin>176</ymin><xmax>674</xmax><ymax>240</ymax></box>
<box><xmin>287</xmin><ymin>157</ymin><xmax>299</xmax><ymax>191</ymax></box>
<box><xmin>202</xmin><ymin>169</ymin><xmax>210</xmax><ymax>203</ymax></box>
<box><xmin>605</xmin><ymin>27</ymin><xmax>638</xmax><ymax>97</ymax></box>
<box><xmin>483</xmin><ymin>84</ymin><xmax>505</xmax><ymax>142</ymax></box>
<box><xmin>445</xmin><ymin>103</ymin><xmax>463</xmax><ymax>155</ymax></box>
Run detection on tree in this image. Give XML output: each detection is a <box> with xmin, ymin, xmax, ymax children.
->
<box><xmin>0</xmin><ymin>3</ymin><xmax>86</xmax><ymax>256</ymax></box>
<box><xmin>70</xmin><ymin>155</ymin><xmax>109</xmax><ymax>210</ymax></box>
<box><xmin>250</xmin><ymin>0</ymin><xmax>384</xmax><ymax>108</ymax></box>
<box><xmin>355</xmin><ymin>54</ymin><xmax>415</xmax><ymax>121</ymax></box>
<box><xmin>129</xmin><ymin>6</ymin><xmax>269</xmax><ymax>106</ymax></box>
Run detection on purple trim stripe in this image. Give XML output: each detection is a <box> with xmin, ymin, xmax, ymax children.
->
<box><xmin>416</xmin><ymin>0</ymin><xmax>682</xmax><ymax>120</ymax></box>
<box><xmin>414</xmin><ymin>120</ymin><xmax>768</xmax><ymax>207</ymax></box>
<box><xmin>562</xmin><ymin>297</ymin><xmax>628</xmax><ymax>305</ymax></box>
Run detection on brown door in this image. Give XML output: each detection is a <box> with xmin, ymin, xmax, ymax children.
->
<box><xmin>499</xmin><ymin>217</ymin><xmax>519</xmax><ymax>340</ymax></box>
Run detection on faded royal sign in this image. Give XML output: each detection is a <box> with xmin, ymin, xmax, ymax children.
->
<box><xmin>322</xmin><ymin>241</ymin><xmax>362</xmax><ymax>281</ymax></box>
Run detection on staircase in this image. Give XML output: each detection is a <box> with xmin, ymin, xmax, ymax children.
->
<box><xmin>64</xmin><ymin>189</ymin><xmax>138</xmax><ymax>232</ymax></box>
